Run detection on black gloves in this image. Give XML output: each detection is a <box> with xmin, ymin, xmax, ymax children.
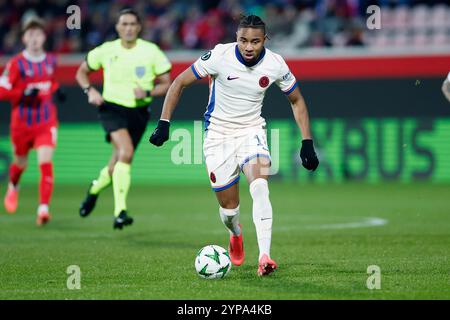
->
<box><xmin>300</xmin><ymin>139</ymin><xmax>319</xmax><ymax>171</ymax></box>
<box><xmin>23</xmin><ymin>88</ymin><xmax>66</xmax><ymax>103</ymax></box>
<box><xmin>149</xmin><ymin>120</ymin><xmax>170</xmax><ymax>146</ymax></box>
<box><xmin>24</xmin><ymin>88</ymin><xmax>39</xmax><ymax>97</ymax></box>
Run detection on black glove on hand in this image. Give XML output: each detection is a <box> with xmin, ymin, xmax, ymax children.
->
<box><xmin>149</xmin><ymin>120</ymin><xmax>170</xmax><ymax>146</ymax></box>
<box><xmin>56</xmin><ymin>88</ymin><xmax>66</xmax><ymax>103</ymax></box>
<box><xmin>300</xmin><ymin>139</ymin><xmax>319</xmax><ymax>171</ymax></box>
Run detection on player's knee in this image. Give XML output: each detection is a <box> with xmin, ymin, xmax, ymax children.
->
<box><xmin>36</xmin><ymin>146</ymin><xmax>54</xmax><ymax>165</ymax></box>
<box><xmin>14</xmin><ymin>157</ymin><xmax>28</xmax><ymax>169</ymax></box>
<box><xmin>37</xmin><ymin>154</ymin><xmax>53</xmax><ymax>164</ymax></box>
<box><xmin>117</xmin><ymin>147</ymin><xmax>134</xmax><ymax>163</ymax></box>
<box><xmin>108</xmin><ymin>165</ymin><xmax>115</xmax><ymax>176</ymax></box>
<box><xmin>249</xmin><ymin>178</ymin><xmax>269</xmax><ymax>199</ymax></box>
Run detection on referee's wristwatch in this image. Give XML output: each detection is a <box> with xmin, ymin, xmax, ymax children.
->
<box><xmin>83</xmin><ymin>85</ymin><xmax>92</xmax><ymax>94</ymax></box>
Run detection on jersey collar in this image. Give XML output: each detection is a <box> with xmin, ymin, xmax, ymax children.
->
<box><xmin>235</xmin><ymin>45</ymin><xmax>266</xmax><ymax>67</ymax></box>
<box><xmin>22</xmin><ymin>50</ymin><xmax>46</xmax><ymax>63</ymax></box>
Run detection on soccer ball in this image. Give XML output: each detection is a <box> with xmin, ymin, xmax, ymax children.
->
<box><xmin>195</xmin><ymin>245</ymin><xmax>232</xmax><ymax>279</ymax></box>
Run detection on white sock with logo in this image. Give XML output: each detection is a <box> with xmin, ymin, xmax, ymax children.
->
<box><xmin>219</xmin><ymin>205</ymin><xmax>241</xmax><ymax>236</ymax></box>
<box><xmin>250</xmin><ymin>178</ymin><xmax>273</xmax><ymax>260</ymax></box>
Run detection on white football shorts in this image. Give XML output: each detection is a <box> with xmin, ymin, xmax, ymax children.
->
<box><xmin>203</xmin><ymin>127</ymin><xmax>271</xmax><ymax>191</ymax></box>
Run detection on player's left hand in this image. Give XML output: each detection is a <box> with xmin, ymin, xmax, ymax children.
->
<box><xmin>149</xmin><ymin>120</ymin><xmax>170</xmax><ymax>147</ymax></box>
<box><xmin>300</xmin><ymin>139</ymin><xmax>319</xmax><ymax>171</ymax></box>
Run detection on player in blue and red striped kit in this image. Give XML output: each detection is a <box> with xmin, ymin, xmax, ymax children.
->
<box><xmin>0</xmin><ymin>17</ymin><xmax>64</xmax><ymax>225</ymax></box>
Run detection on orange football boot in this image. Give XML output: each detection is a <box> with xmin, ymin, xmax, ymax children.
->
<box><xmin>4</xmin><ymin>184</ymin><xmax>18</xmax><ymax>214</ymax></box>
<box><xmin>257</xmin><ymin>254</ymin><xmax>278</xmax><ymax>276</ymax></box>
<box><xmin>229</xmin><ymin>224</ymin><xmax>245</xmax><ymax>266</ymax></box>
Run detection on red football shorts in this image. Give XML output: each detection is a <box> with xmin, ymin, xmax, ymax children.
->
<box><xmin>11</xmin><ymin>125</ymin><xmax>58</xmax><ymax>156</ymax></box>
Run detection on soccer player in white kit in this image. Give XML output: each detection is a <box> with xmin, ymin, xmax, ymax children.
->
<box><xmin>150</xmin><ymin>15</ymin><xmax>319</xmax><ymax>276</ymax></box>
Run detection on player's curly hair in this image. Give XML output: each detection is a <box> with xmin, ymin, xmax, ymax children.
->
<box><xmin>238</xmin><ymin>14</ymin><xmax>266</xmax><ymax>33</ymax></box>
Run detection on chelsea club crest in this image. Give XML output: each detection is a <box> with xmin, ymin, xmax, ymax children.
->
<box><xmin>135</xmin><ymin>66</ymin><xmax>146</xmax><ymax>78</ymax></box>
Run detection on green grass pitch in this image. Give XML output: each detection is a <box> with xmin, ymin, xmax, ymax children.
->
<box><xmin>0</xmin><ymin>182</ymin><xmax>448</xmax><ymax>299</ymax></box>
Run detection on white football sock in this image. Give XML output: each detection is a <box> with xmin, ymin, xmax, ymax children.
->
<box><xmin>37</xmin><ymin>204</ymin><xmax>49</xmax><ymax>215</ymax></box>
<box><xmin>250</xmin><ymin>178</ymin><xmax>273</xmax><ymax>260</ymax></box>
<box><xmin>219</xmin><ymin>205</ymin><xmax>241</xmax><ymax>236</ymax></box>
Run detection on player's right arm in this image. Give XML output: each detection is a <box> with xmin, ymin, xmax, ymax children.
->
<box><xmin>160</xmin><ymin>68</ymin><xmax>198</xmax><ymax>121</ymax></box>
<box><xmin>75</xmin><ymin>61</ymin><xmax>104</xmax><ymax>106</ymax></box>
<box><xmin>149</xmin><ymin>46</ymin><xmax>221</xmax><ymax>147</ymax></box>
<box><xmin>442</xmin><ymin>72</ymin><xmax>450</xmax><ymax>103</ymax></box>
<box><xmin>148</xmin><ymin>67</ymin><xmax>198</xmax><ymax>147</ymax></box>
<box><xmin>76</xmin><ymin>45</ymin><xmax>105</xmax><ymax>106</ymax></box>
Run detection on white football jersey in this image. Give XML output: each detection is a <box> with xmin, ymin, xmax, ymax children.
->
<box><xmin>191</xmin><ymin>42</ymin><xmax>297</xmax><ymax>134</ymax></box>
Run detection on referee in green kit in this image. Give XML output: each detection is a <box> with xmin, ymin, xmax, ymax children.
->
<box><xmin>75</xmin><ymin>8</ymin><xmax>172</xmax><ymax>229</ymax></box>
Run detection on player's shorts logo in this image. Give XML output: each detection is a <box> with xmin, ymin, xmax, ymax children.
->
<box><xmin>210</xmin><ymin>172</ymin><xmax>216</xmax><ymax>183</ymax></box>
<box><xmin>259</xmin><ymin>76</ymin><xmax>269</xmax><ymax>88</ymax></box>
<box><xmin>201</xmin><ymin>51</ymin><xmax>211</xmax><ymax>61</ymax></box>
<box><xmin>135</xmin><ymin>66</ymin><xmax>146</xmax><ymax>78</ymax></box>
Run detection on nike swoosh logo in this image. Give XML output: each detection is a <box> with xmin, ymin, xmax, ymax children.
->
<box><xmin>227</xmin><ymin>76</ymin><xmax>239</xmax><ymax>80</ymax></box>
<box><xmin>261</xmin><ymin>217</ymin><xmax>272</xmax><ymax>221</ymax></box>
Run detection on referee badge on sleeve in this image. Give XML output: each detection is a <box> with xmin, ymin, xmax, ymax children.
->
<box><xmin>135</xmin><ymin>66</ymin><xmax>146</xmax><ymax>78</ymax></box>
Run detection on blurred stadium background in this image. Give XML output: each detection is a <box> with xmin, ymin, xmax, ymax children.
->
<box><xmin>1</xmin><ymin>0</ymin><xmax>449</xmax><ymax>186</ymax></box>
<box><xmin>0</xmin><ymin>0</ymin><xmax>450</xmax><ymax>300</ymax></box>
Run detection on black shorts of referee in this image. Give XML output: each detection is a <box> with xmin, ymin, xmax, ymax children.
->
<box><xmin>98</xmin><ymin>100</ymin><xmax>150</xmax><ymax>148</ymax></box>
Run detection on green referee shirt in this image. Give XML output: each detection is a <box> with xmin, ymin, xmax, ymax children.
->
<box><xmin>86</xmin><ymin>39</ymin><xmax>172</xmax><ymax>108</ymax></box>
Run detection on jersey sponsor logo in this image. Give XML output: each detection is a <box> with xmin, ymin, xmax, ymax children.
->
<box><xmin>25</xmin><ymin>81</ymin><xmax>51</xmax><ymax>92</ymax></box>
<box><xmin>227</xmin><ymin>75</ymin><xmax>239</xmax><ymax>80</ymax></box>
<box><xmin>210</xmin><ymin>171</ymin><xmax>216</xmax><ymax>183</ymax></box>
<box><xmin>259</xmin><ymin>76</ymin><xmax>269</xmax><ymax>88</ymax></box>
<box><xmin>135</xmin><ymin>66</ymin><xmax>146</xmax><ymax>78</ymax></box>
<box><xmin>201</xmin><ymin>51</ymin><xmax>211</xmax><ymax>61</ymax></box>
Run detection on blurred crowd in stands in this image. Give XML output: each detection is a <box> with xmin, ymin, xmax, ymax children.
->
<box><xmin>1</xmin><ymin>0</ymin><xmax>449</xmax><ymax>54</ymax></box>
